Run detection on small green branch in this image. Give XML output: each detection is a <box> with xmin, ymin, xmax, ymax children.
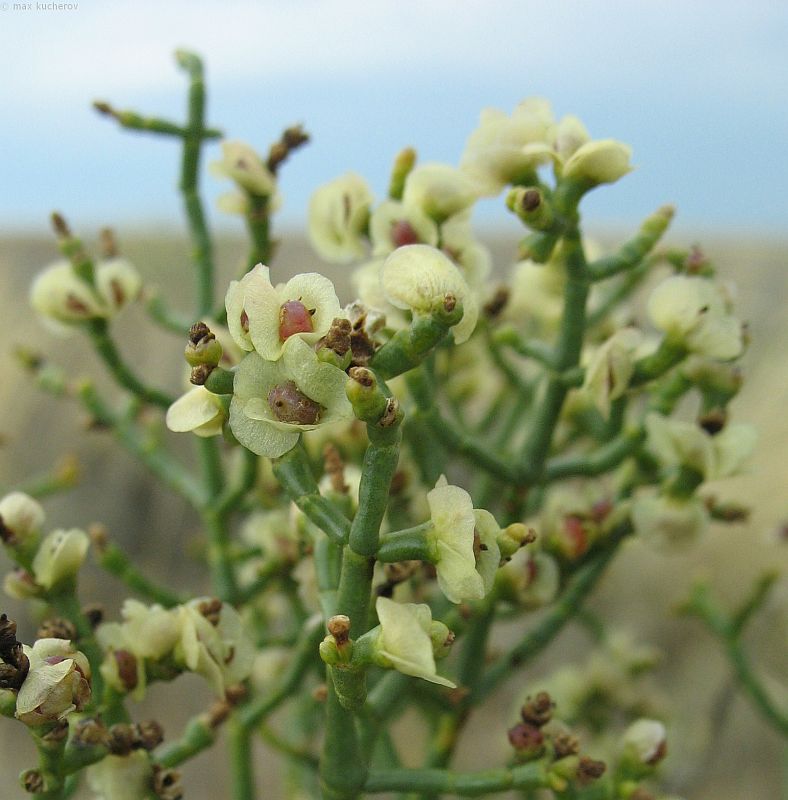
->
<box><xmin>93</xmin><ymin>100</ymin><xmax>222</xmax><ymax>139</ymax></box>
<box><xmin>273</xmin><ymin>443</ymin><xmax>351</xmax><ymax>545</ymax></box>
<box><xmin>260</xmin><ymin>724</ymin><xmax>320</xmax><ymax>770</ymax></box>
<box><xmin>94</xmin><ymin>540</ymin><xmax>185</xmax><ymax>607</ymax></box>
<box><xmin>543</xmin><ymin>428</ymin><xmax>645</xmax><ymax>482</ymax></box>
<box><xmin>155</xmin><ymin>714</ymin><xmax>217</xmax><ymax>769</ymax></box>
<box><xmin>146</xmin><ymin>293</ymin><xmax>194</xmax><ymax>335</ymax></box>
<box><xmin>85</xmin><ymin>320</ymin><xmax>175</xmax><ymax>409</ymax></box>
<box><xmin>587</xmin><ymin>205</ymin><xmax>674</xmax><ymax>281</ymax></box>
<box><xmin>228</xmin><ymin>717</ymin><xmax>256</xmax><ymax>800</ymax></box>
<box><xmin>176</xmin><ymin>49</ymin><xmax>216</xmax><ymax>318</ymax></box>
<box><xmin>78</xmin><ymin>382</ymin><xmax>205</xmax><ymax>509</ymax></box>
<box><xmin>364</xmin><ymin>761</ymin><xmax>548</xmax><ymax>795</ymax></box>
<box><xmin>371</xmin><ymin>312</ymin><xmax>459</xmax><ymax>380</ymax></box>
<box><xmin>492</xmin><ymin>327</ymin><xmax>557</xmax><ymax>370</ymax></box>
<box><xmin>239</xmin><ymin>616</ymin><xmax>323</xmax><ymax>730</ymax></box>
<box><xmin>244</xmin><ymin>193</ymin><xmax>272</xmax><ymax>273</ymax></box>
<box><xmin>475</xmin><ymin>535</ymin><xmax>624</xmax><ymax>702</ymax></box>
<box><xmin>681</xmin><ymin>581</ymin><xmax>788</xmax><ymax>737</ymax></box>
<box><xmin>630</xmin><ymin>339</ymin><xmax>687</xmax><ymax>387</ymax></box>
<box><xmin>377</xmin><ymin>523</ymin><xmax>434</xmax><ymax>563</ymax></box>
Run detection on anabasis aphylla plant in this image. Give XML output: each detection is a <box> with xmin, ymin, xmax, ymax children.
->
<box><xmin>1</xmin><ymin>50</ymin><xmax>784</xmax><ymax>800</ymax></box>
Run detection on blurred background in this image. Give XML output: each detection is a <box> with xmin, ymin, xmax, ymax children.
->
<box><xmin>0</xmin><ymin>1</ymin><xmax>786</xmax><ymax>798</ymax></box>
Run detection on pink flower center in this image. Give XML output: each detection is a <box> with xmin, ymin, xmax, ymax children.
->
<box><xmin>278</xmin><ymin>300</ymin><xmax>314</xmax><ymax>341</ymax></box>
<box><xmin>391</xmin><ymin>220</ymin><xmax>420</xmax><ymax>248</ymax></box>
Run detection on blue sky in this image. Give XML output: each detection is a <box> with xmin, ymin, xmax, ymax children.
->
<box><xmin>1</xmin><ymin>0</ymin><xmax>787</xmax><ymax>236</ymax></box>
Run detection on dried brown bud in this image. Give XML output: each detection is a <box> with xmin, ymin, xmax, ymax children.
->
<box><xmin>37</xmin><ymin>617</ymin><xmax>77</xmax><ymax>641</ymax></box>
<box><xmin>0</xmin><ymin>614</ymin><xmax>18</xmax><ymax>655</ymax></box>
<box><xmin>327</xmin><ymin>615</ymin><xmax>351</xmax><ymax>646</ymax></box>
<box><xmin>152</xmin><ymin>765</ymin><xmax>184</xmax><ymax>800</ymax></box>
<box><xmin>312</xmin><ymin>684</ymin><xmax>328</xmax><ymax>702</ymax></box>
<box><xmin>323</xmin><ymin>317</ymin><xmax>352</xmax><ymax>357</ymax></box>
<box><xmin>99</xmin><ymin>227</ymin><xmax>118</xmax><ymax>259</ymax></box>
<box><xmin>42</xmin><ymin>720</ymin><xmax>70</xmax><ymax>743</ymax></box>
<box><xmin>508</xmin><ymin>722</ymin><xmax>545</xmax><ymax>759</ymax></box>
<box><xmin>190</xmin><ymin>363</ymin><xmax>214</xmax><ymax>386</ymax></box>
<box><xmin>699</xmin><ymin>408</ymin><xmax>727</xmax><ymax>436</ymax></box>
<box><xmin>189</xmin><ymin>321</ymin><xmax>212</xmax><ymax>346</ymax></box>
<box><xmin>267</xmin><ymin>124</ymin><xmax>310</xmax><ymax>174</ymax></box>
<box><xmin>50</xmin><ymin>211</ymin><xmax>71</xmax><ymax>238</ymax></box>
<box><xmin>379</xmin><ymin>398</ymin><xmax>400</xmax><ymax>428</ymax></box>
<box><xmin>443</xmin><ymin>292</ymin><xmax>457</xmax><ymax>313</ymax></box>
<box><xmin>134</xmin><ymin>719</ymin><xmax>165</xmax><ymax>751</ymax></box>
<box><xmin>88</xmin><ymin>523</ymin><xmax>109</xmax><ymax>553</ymax></box>
<box><xmin>552</xmin><ymin>732</ymin><xmax>580</xmax><ymax>759</ymax></box>
<box><xmin>83</xmin><ymin>604</ymin><xmax>105</xmax><ymax>629</ymax></box>
<box><xmin>21</xmin><ymin>769</ymin><xmax>45</xmax><ymax>794</ymax></box>
<box><xmin>576</xmin><ymin>756</ymin><xmax>606</xmax><ymax>785</ymax></box>
<box><xmin>72</xmin><ymin>717</ymin><xmax>108</xmax><ymax>747</ymax></box>
<box><xmin>520</xmin><ymin>691</ymin><xmax>553</xmax><ymax>727</ymax></box>
<box><xmin>348</xmin><ymin>366</ymin><xmax>374</xmax><ymax>387</ymax></box>
<box><xmin>323</xmin><ymin>443</ymin><xmax>348</xmax><ymax>494</ymax></box>
<box><xmin>107</xmin><ymin>723</ymin><xmax>137</xmax><ymax>756</ymax></box>
<box><xmin>483</xmin><ymin>286</ymin><xmax>510</xmax><ymax>319</ymax></box>
<box><xmin>225</xmin><ymin>684</ymin><xmax>247</xmax><ymax>706</ymax></box>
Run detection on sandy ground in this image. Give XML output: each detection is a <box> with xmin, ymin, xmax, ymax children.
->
<box><xmin>0</xmin><ymin>230</ymin><xmax>785</xmax><ymax>799</ymax></box>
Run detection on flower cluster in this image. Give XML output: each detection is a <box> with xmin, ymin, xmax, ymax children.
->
<box><xmin>97</xmin><ymin>598</ymin><xmax>254</xmax><ymax>698</ymax></box>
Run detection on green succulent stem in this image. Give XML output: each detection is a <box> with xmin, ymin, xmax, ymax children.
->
<box><xmin>363</xmin><ymin>761</ymin><xmax>548</xmax><ymax>795</ymax></box>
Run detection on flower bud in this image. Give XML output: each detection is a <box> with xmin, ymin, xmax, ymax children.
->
<box><xmin>308</xmin><ymin>172</ymin><xmax>372</xmax><ymax>263</ymax></box>
<box><xmin>211</xmin><ymin>140</ymin><xmax>276</xmax><ymax>196</ymax></box>
<box><xmin>631</xmin><ymin>491</ymin><xmax>708</xmax><ymax>551</ymax></box>
<box><xmin>15</xmin><ymin>638</ymin><xmax>91</xmax><ymax>726</ymax></box>
<box><xmin>95</xmin><ymin>257</ymin><xmax>142</xmax><ymax>313</ymax></box>
<box><xmin>507</xmin><ymin>187</ymin><xmax>555</xmax><ymax>231</ymax></box>
<box><xmin>647</xmin><ymin>275</ymin><xmax>743</xmax><ymax>360</ymax></box>
<box><xmin>428</xmin><ymin>620</ymin><xmax>455</xmax><ymax>660</ymax></box>
<box><xmin>184</xmin><ymin>323</ymin><xmax>224</xmax><ymax>368</ymax></box>
<box><xmin>30</xmin><ymin>261</ymin><xmax>104</xmax><ymax>326</ymax></box>
<box><xmin>620</xmin><ymin>718</ymin><xmax>667</xmax><ymax>775</ymax></box>
<box><xmin>460</xmin><ymin>99</ymin><xmax>556</xmax><ymax>196</ymax></box>
<box><xmin>402</xmin><ymin>163</ymin><xmax>478</xmax><ymax>223</ymax></box>
<box><xmin>381</xmin><ymin>244</ymin><xmax>478</xmax><ymax>344</ymax></box>
<box><xmin>497</xmin><ymin>523</ymin><xmax>536</xmax><ymax>561</ymax></box>
<box><xmin>31</xmin><ymin>528</ymin><xmax>89</xmax><ymax>591</ymax></box>
<box><xmin>373</xmin><ymin>597</ymin><xmax>455</xmax><ymax>687</ymax></box>
<box><xmin>562</xmin><ymin>139</ymin><xmax>633</xmax><ymax>186</ymax></box>
<box><xmin>388</xmin><ymin>147</ymin><xmax>417</xmax><ymax>200</ymax></box>
<box><xmin>87</xmin><ymin>751</ymin><xmax>153</xmax><ymax>800</ymax></box>
<box><xmin>0</xmin><ymin>492</ymin><xmax>45</xmax><ymax>547</ymax></box>
<box><xmin>3</xmin><ymin>568</ymin><xmax>41</xmax><ymax>600</ymax></box>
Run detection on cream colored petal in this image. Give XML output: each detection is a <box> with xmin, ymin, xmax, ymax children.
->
<box><xmin>229</xmin><ymin>397</ymin><xmax>300</xmax><ymax>458</ymax></box>
<box><xmin>16</xmin><ymin>658</ymin><xmax>74</xmax><ymax>715</ymax></box>
<box><xmin>473</xmin><ymin>509</ymin><xmax>502</xmax><ymax>595</ymax></box>
<box><xmin>375</xmin><ymin>597</ymin><xmax>455</xmax><ymax>687</ymax></box>
<box><xmin>281</xmin><ymin>272</ymin><xmax>343</xmax><ymax>342</ymax></box>
<box><xmin>166</xmin><ymin>387</ymin><xmax>222</xmax><ymax>433</ymax></box>
<box><xmin>711</xmin><ymin>424</ymin><xmax>757</xmax><ymax>479</ymax></box>
<box><xmin>282</xmin><ymin>336</ymin><xmax>352</xmax><ymax>415</ymax></box>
